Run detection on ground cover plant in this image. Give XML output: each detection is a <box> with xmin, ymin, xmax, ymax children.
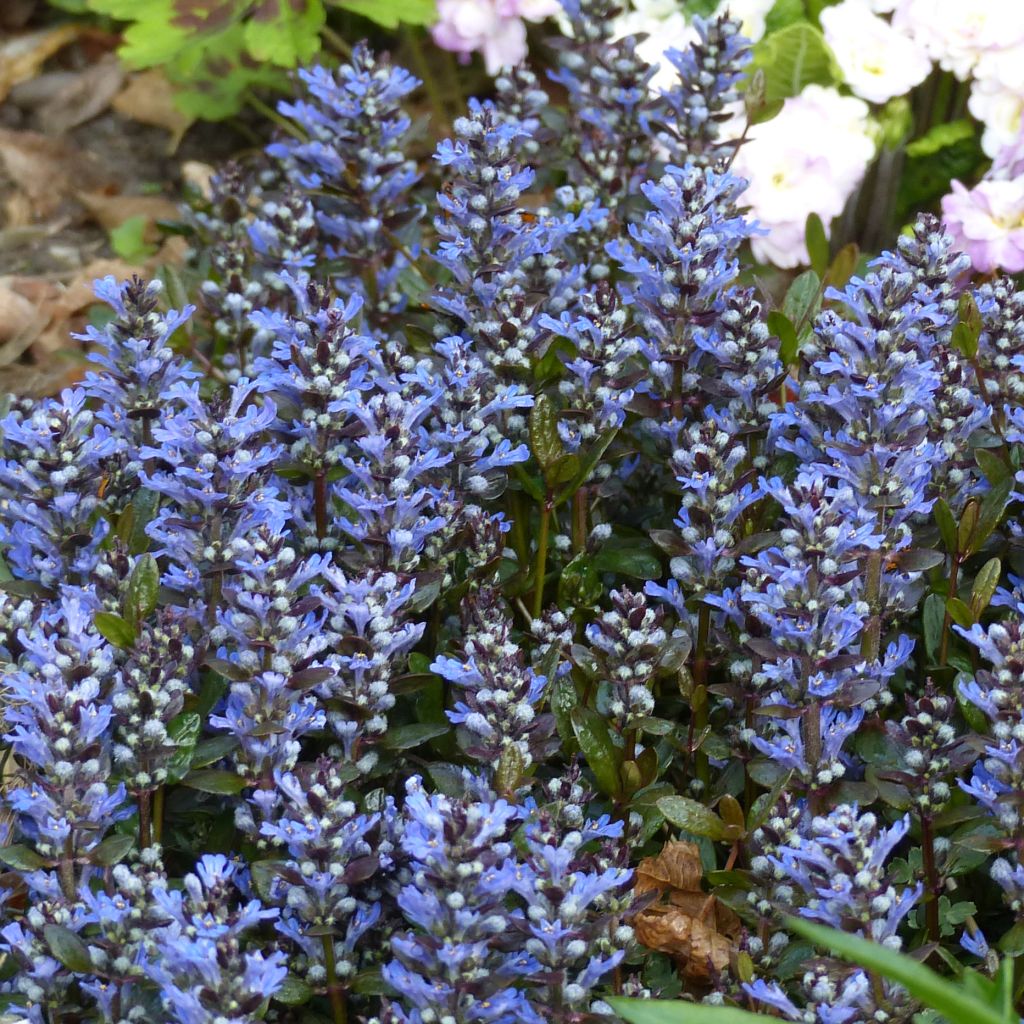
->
<box><xmin>5</xmin><ymin>2</ymin><xmax>1024</xmax><ymax>1022</ymax></box>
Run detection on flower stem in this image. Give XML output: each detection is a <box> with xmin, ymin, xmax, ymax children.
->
<box><xmin>860</xmin><ymin>550</ymin><xmax>884</xmax><ymax>662</ymax></box>
<box><xmin>138</xmin><ymin>790</ymin><xmax>152</xmax><ymax>849</ymax></box>
<box><xmin>314</xmin><ymin>469</ymin><xmax>329</xmax><ymax>541</ymax></box>
<box><xmin>921</xmin><ymin>813</ymin><xmax>941</xmax><ymax>943</ymax></box>
<box><xmin>322</xmin><ymin>935</ymin><xmax>348</xmax><ymax>1024</ymax></box>
<box><xmin>153</xmin><ymin>784</ymin><xmax>165</xmax><ymax>844</ymax></box>
<box><xmin>938</xmin><ymin>552</ymin><xmax>961</xmax><ymax>667</ymax></box>
<box><xmin>692</xmin><ymin>602</ymin><xmax>712</xmax><ymax>787</ymax></box>
<box><xmin>532</xmin><ymin>496</ymin><xmax>552</xmax><ymax>620</ymax></box>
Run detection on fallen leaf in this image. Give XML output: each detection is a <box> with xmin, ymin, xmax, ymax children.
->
<box><xmin>112</xmin><ymin>70</ymin><xmax>193</xmax><ymax>152</ymax></box>
<box><xmin>0</xmin><ymin>129</ymin><xmax>108</xmax><ymax>219</ymax></box>
<box><xmin>78</xmin><ymin>192</ymin><xmax>180</xmax><ymax>234</ymax></box>
<box><xmin>632</xmin><ymin>840</ymin><xmax>740</xmax><ymax>983</ymax></box>
<box><xmin>0</xmin><ymin>284</ymin><xmax>44</xmax><ymax>359</ymax></box>
<box><xmin>37</xmin><ymin>55</ymin><xmax>125</xmax><ymax>134</ymax></box>
<box><xmin>635</xmin><ymin>840</ymin><xmax>705</xmax><ymax>896</ymax></box>
<box><xmin>0</xmin><ymin>24</ymin><xmax>80</xmax><ymax>105</ymax></box>
<box><xmin>182</xmin><ymin>161</ymin><xmax>215</xmax><ymax>201</ymax></box>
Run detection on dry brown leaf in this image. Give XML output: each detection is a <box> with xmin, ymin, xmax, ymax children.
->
<box><xmin>0</xmin><ymin>284</ymin><xmax>42</xmax><ymax>350</ymax></box>
<box><xmin>0</xmin><ymin>24</ymin><xmax>80</xmax><ymax>105</ymax></box>
<box><xmin>0</xmin><ymin>129</ymin><xmax>108</xmax><ymax>219</ymax></box>
<box><xmin>112</xmin><ymin>70</ymin><xmax>193</xmax><ymax>152</ymax></box>
<box><xmin>635</xmin><ymin>840</ymin><xmax>704</xmax><ymax>896</ymax></box>
<box><xmin>37</xmin><ymin>55</ymin><xmax>125</xmax><ymax>134</ymax></box>
<box><xmin>182</xmin><ymin>161</ymin><xmax>216</xmax><ymax>201</ymax></box>
<box><xmin>77</xmin><ymin>191</ymin><xmax>180</xmax><ymax>234</ymax></box>
<box><xmin>632</xmin><ymin>840</ymin><xmax>740</xmax><ymax>984</ymax></box>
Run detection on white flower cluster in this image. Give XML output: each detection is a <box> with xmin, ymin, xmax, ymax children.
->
<box><xmin>609</xmin><ymin>0</ymin><xmax>1024</xmax><ymax>268</ymax></box>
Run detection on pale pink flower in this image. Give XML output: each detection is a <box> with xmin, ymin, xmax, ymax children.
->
<box><xmin>941</xmin><ymin>178</ymin><xmax>1024</xmax><ymax>274</ymax></box>
<box><xmin>433</xmin><ymin>0</ymin><xmax>560</xmax><ymax>74</ymax></box>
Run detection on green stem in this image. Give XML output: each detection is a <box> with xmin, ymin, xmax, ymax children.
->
<box><xmin>938</xmin><ymin>552</ymin><xmax>961</xmax><ymax>667</ymax></box>
<box><xmin>58</xmin><ymin>837</ymin><xmax>75</xmax><ymax>901</ymax></box>
<box><xmin>322</xmin><ymin>934</ymin><xmax>348</xmax><ymax>1024</ymax></box>
<box><xmin>321</xmin><ymin>22</ymin><xmax>353</xmax><ymax>58</ymax></box>
<box><xmin>692</xmin><ymin>602</ymin><xmax>712</xmax><ymax>787</ymax></box>
<box><xmin>532</xmin><ymin>497</ymin><xmax>552</xmax><ymax>620</ymax></box>
<box><xmin>138</xmin><ymin>790</ymin><xmax>152</xmax><ymax>849</ymax></box>
<box><xmin>314</xmin><ymin>469</ymin><xmax>329</xmax><ymax>541</ymax></box>
<box><xmin>860</xmin><ymin>550</ymin><xmax>884</xmax><ymax>663</ymax></box>
<box><xmin>153</xmin><ymin>784</ymin><xmax>165</xmax><ymax>845</ymax></box>
<box><xmin>921</xmin><ymin>814</ymin><xmax>941</xmax><ymax>943</ymax></box>
<box><xmin>571</xmin><ymin>487</ymin><xmax>587</xmax><ymax>553</ymax></box>
<box><xmin>404</xmin><ymin>28</ymin><xmax>449</xmax><ymax>126</ymax></box>
<box><xmin>805</xmin><ymin>698</ymin><xmax>822</xmax><ymax>813</ymax></box>
<box><xmin>246</xmin><ymin>92</ymin><xmax>306</xmax><ymax>140</ymax></box>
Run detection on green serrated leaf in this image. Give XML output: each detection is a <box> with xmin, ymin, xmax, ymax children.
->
<box><xmin>332</xmin><ymin>0</ymin><xmax>437</xmax><ymax>27</ymax></box>
<box><xmin>906</xmin><ymin>119</ymin><xmax>977</xmax><ymax>159</ymax></box>
<box><xmin>657</xmin><ymin>795</ymin><xmax>728</xmax><ymax>840</ymax></box>
<box><xmin>110</xmin><ymin>215</ymin><xmax>157</xmax><ymax>261</ymax></box>
<box><xmin>94</xmin><ymin>611</ymin><xmax>137</xmax><ymax>649</ymax></box>
<box><xmin>244</xmin><ymin>0</ymin><xmax>324</xmax><ymax>66</ymax></box>
<box><xmin>750</xmin><ymin>22</ymin><xmax>838</xmax><ymax>105</ymax></box>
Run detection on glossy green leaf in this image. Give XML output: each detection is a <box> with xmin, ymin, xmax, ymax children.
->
<box><xmin>657</xmin><ymin>795</ymin><xmax>727</xmax><ymax>840</ymax></box>
<box><xmin>383</xmin><ymin>722</ymin><xmax>450</xmax><ymax>750</ymax></box>
<box><xmin>44</xmin><ymin>924</ymin><xmax>94</xmax><ymax>974</ymax></box>
<box><xmin>529</xmin><ymin>394</ymin><xmax>565</xmax><ymax>483</ymax></box>
<box><xmin>971</xmin><ymin>558</ymin><xmax>1002</xmax><ymax>618</ymax></box>
<box><xmin>767</xmin><ymin>310</ymin><xmax>800</xmax><ymax>365</ymax></box>
<box><xmin>125</xmin><ymin>553</ymin><xmax>160</xmax><ymax>625</ymax></box>
<box><xmin>611</xmin><ymin>998</ymin><xmax>763</xmax><ymax>1024</ymax></box>
<box><xmin>0</xmin><ymin>844</ymin><xmax>48</xmax><ymax>871</ymax></box>
<box><xmin>786</xmin><ymin>916</ymin><xmax>1009</xmax><ymax>1024</ymax></box>
<box><xmin>933</xmin><ymin>497</ymin><xmax>957</xmax><ymax>553</ymax></box>
<box><xmin>89</xmin><ymin>833</ymin><xmax>135</xmax><ymax>867</ymax></box>
<box><xmin>571</xmin><ymin>707</ymin><xmax>623</xmax><ymax>798</ymax></box>
<box><xmin>94</xmin><ymin>611</ymin><xmax>137</xmax><ymax>649</ymax></box>
<box><xmin>804</xmin><ymin>212</ymin><xmax>829</xmax><ymax>277</ymax></box>
<box><xmin>183</xmin><ymin>768</ymin><xmax>248</xmax><ymax>795</ymax></box>
<box><xmin>750</xmin><ymin>22</ymin><xmax>838</xmax><ymax>106</ymax></box>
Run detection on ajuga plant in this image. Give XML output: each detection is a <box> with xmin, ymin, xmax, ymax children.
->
<box><xmin>6</xmin><ymin>4</ymin><xmax>1024</xmax><ymax>1024</ymax></box>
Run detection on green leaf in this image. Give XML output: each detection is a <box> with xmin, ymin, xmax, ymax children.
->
<box><xmin>550</xmin><ymin>673</ymin><xmax>580</xmax><ymax>755</ymax></box>
<box><xmin>244</xmin><ymin>0</ymin><xmax>324</xmax><ymax>66</ymax></box>
<box><xmin>125</xmin><ymin>553</ymin><xmax>160</xmax><ymax>625</ymax></box>
<box><xmin>94</xmin><ymin>611</ymin><xmax>137</xmax><ymax>649</ymax></box>
<box><xmin>610</xmin><ymin>998</ymin><xmax>764</xmax><ymax>1024</ymax></box>
<box><xmin>529</xmin><ymin>394</ymin><xmax>565</xmax><ymax>484</ymax></box>
<box><xmin>383</xmin><ymin>722</ymin><xmax>450</xmax><ymax>750</ymax></box>
<box><xmin>274</xmin><ymin>974</ymin><xmax>314</xmax><ymax>1006</ymax></box>
<box><xmin>571</xmin><ymin>707</ymin><xmax>623</xmax><ymax>798</ymax></box>
<box><xmin>43</xmin><ymin>924</ymin><xmax>94</xmax><ymax>974</ymax></box>
<box><xmin>110</xmin><ymin>215</ymin><xmax>157</xmax><ymax>261</ymax></box>
<box><xmin>805</xmin><ymin>213</ymin><xmax>829</xmax><ymax>277</ymax></box>
<box><xmin>781</xmin><ymin>269</ymin><xmax>821</xmax><ymax>339</ymax></box>
<box><xmin>750</xmin><ymin>22</ymin><xmax>838</xmax><ymax>106</ymax></box>
<box><xmin>976</xmin><ymin>448</ymin><xmax>1011</xmax><ymax>485</ymax></box>
<box><xmin>967</xmin><ymin>477</ymin><xmax>1013</xmax><ymax>555</ymax></box>
<box><xmin>332</xmin><ymin>0</ymin><xmax>437</xmax><ymax>27</ymax></box>
<box><xmin>763</xmin><ymin>0</ymin><xmax>804</xmax><ymax>34</ymax></box>
<box><xmin>946</xmin><ymin>597</ymin><xmax>975</xmax><ymax>630</ymax></box>
<box><xmin>592</xmin><ymin>542</ymin><xmax>661</xmax><ymax>580</ymax></box>
<box><xmin>657</xmin><ymin>795</ymin><xmax>728</xmax><ymax>840</ymax></box>
<box><xmin>166</xmin><ymin>711</ymin><xmax>203</xmax><ymax>784</ymax></box>
<box><xmin>0</xmin><ymin>844</ymin><xmax>48</xmax><ymax>871</ymax></box>
<box><xmin>553</xmin><ymin>428</ymin><xmax>619</xmax><ymax>506</ymax></box>
<box><xmin>897</xmin><ymin>124</ymin><xmax>984</xmax><ymax>223</ymax></box>
<box><xmin>124</xmin><ymin>489</ymin><xmax>160</xmax><ymax>554</ymax></box>
<box><xmin>767</xmin><ymin>310</ymin><xmax>800</xmax><ymax>365</ymax></box>
<box><xmin>183</xmin><ymin>768</ymin><xmax>248</xmax><ymax>795</ymax></box>
<box><xmin>190</xmin><ymin>734</ymin><xmax>239</xmax><ymax>768</ymax></box>
<box><xmin>933</xmin><ymin>498</ymin><xmax>957</xmax><ymax>553</ymax></box>
<box><xmin>922</xmin><ymin>593</ymin><xmax>945</xmax><ymax>663</ymax></box>
<box><xmin>786</xmin><ymin>916</ymin><xmax>1009</xmax><ymax>1024</ymax></box>
<box><xmin>906</xmin><ymin>119</ymin><xmax>977</xmax><ymax>158</ymax></box>
<box><xmin>89</xmin><ymin>833</ymin><xmax>135</xmax><ymax>867</ymax></box>
<box><xmin>971</xmin><ymin>557</ymin><xmax>1002</xmax><ymax>618</ymax></box>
